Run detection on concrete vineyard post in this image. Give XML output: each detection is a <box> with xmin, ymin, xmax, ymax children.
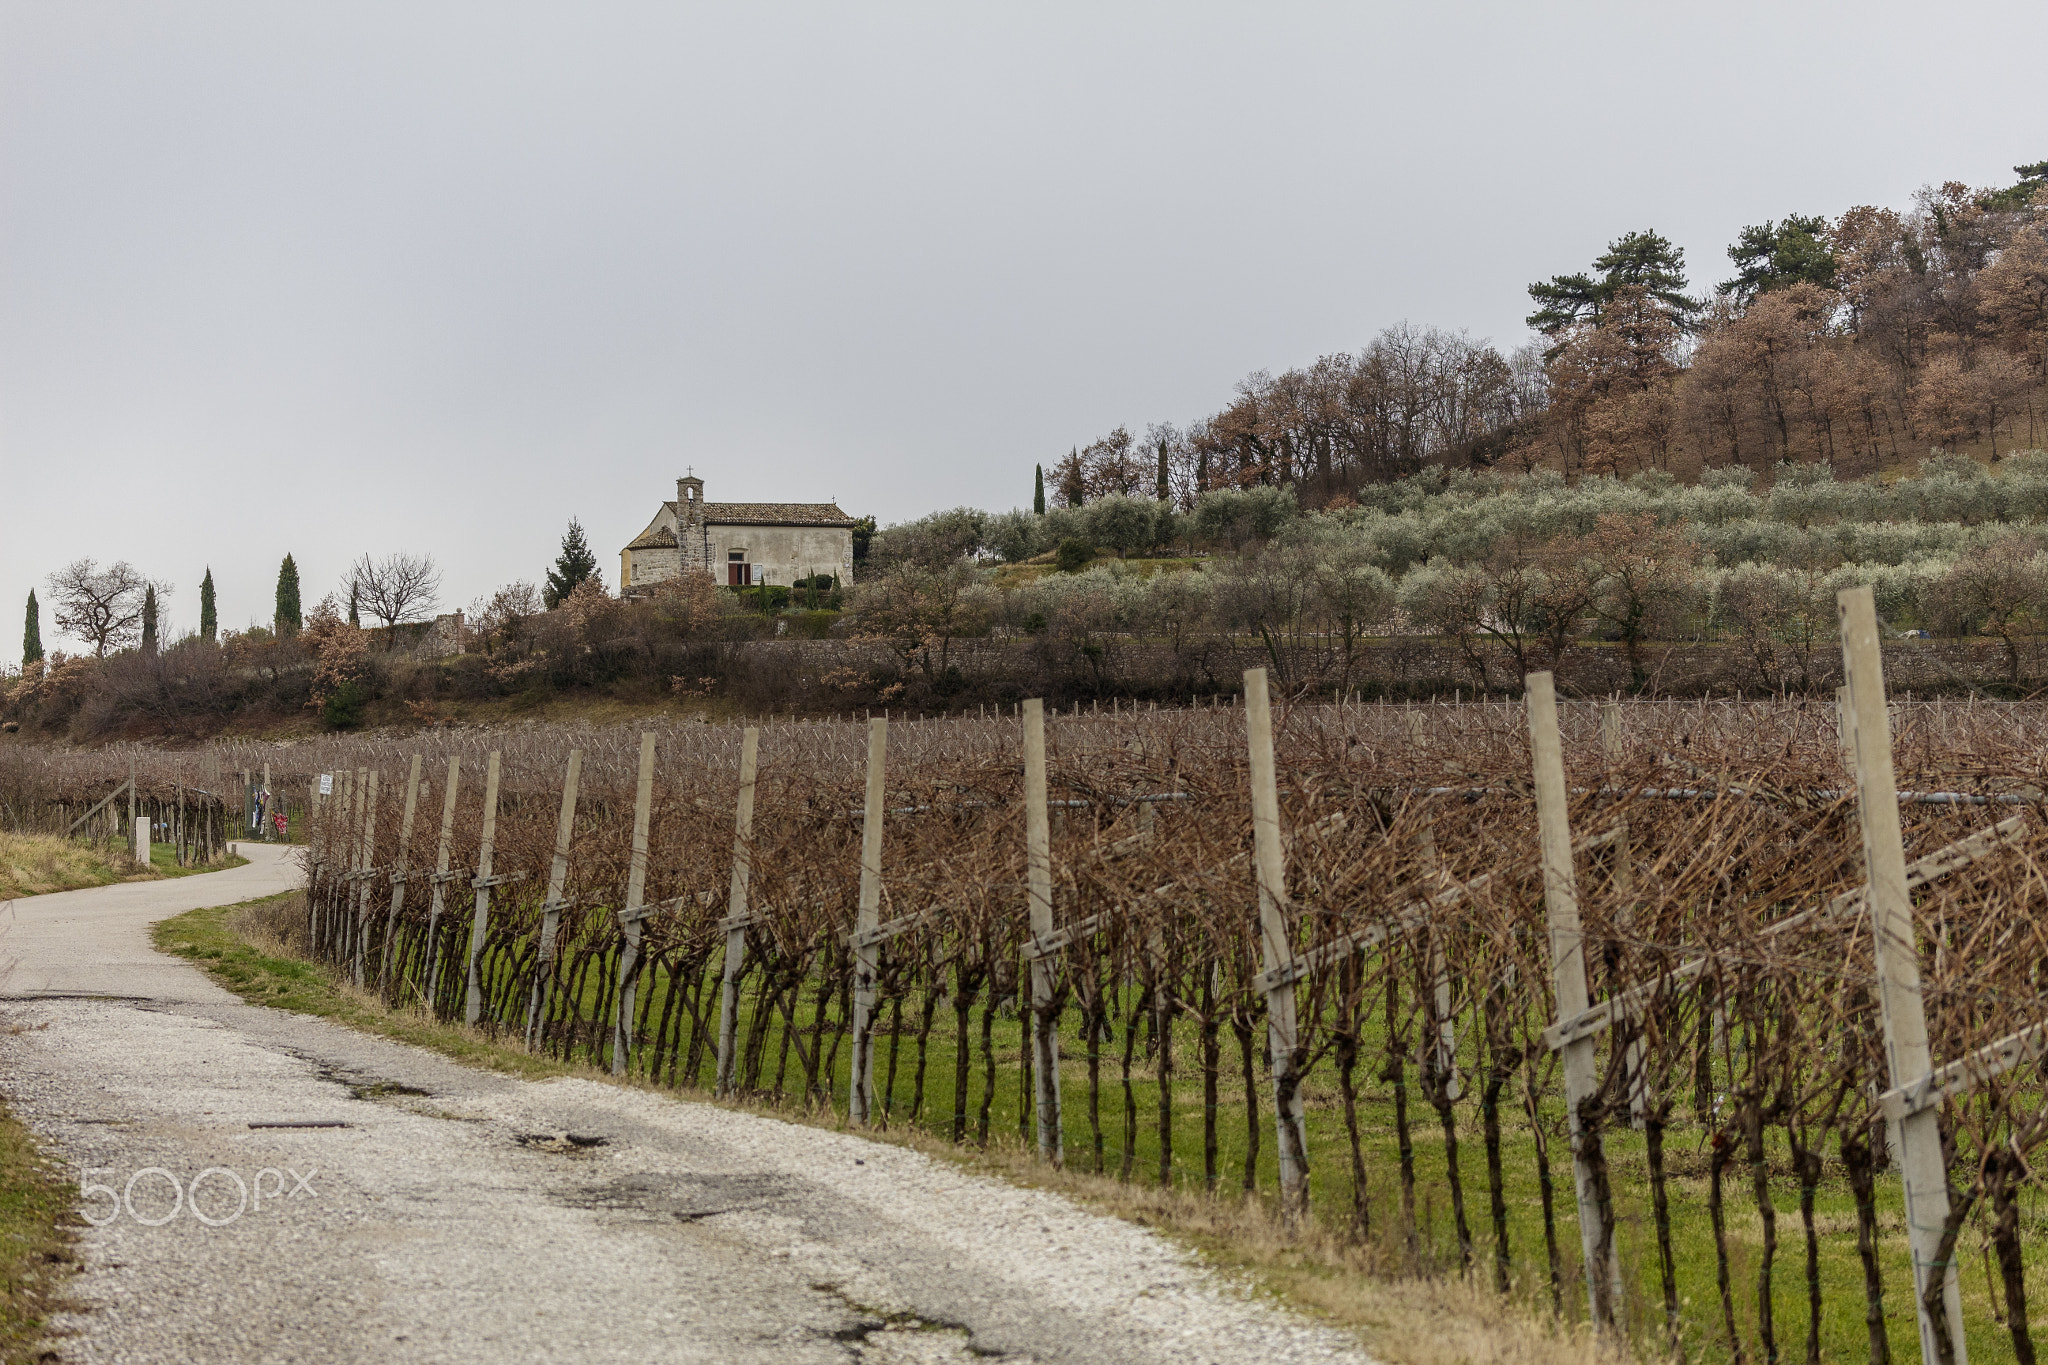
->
<box><xmin>345</xmin><ymin>769</ymin><xmax>368</xmax><ymax>962</ymax></box>
<box><xmin>613</xmin><ymin>734</ymin><xmax>658</xmax><ymax>1075</ymax></box>
<box><xmin>1244</xmin><ymin>668</ymin><xmax>1309</xmax><ymax>1222</ymax></box>
<box><xmin>1525</xmin><ymin>672</ymin><xmax>1622</xmax><ymax>1327</ymax></box>
<box><xmin>129</xmin><ymin>757</ymin><xmax>139</xmax><ymax>859</ymax></box>
<box><xmin>1602</xmin><ymin>699</ymin><xmax>1646</xmax><ymax>1127</ymax></box>
<box><xmin>353</xmin><ymin>770</ymin><xmax>380</xmax><ymax>987</ymax></box>
<box><xmin>527</xmin><ymin>749</ymin><xmax>583</xmax><ymax>1049</ymax></box>
<box><xmin>1417</xmin><ymin>818</ymin><xmax>1460</xmax><ymax>1101</ymax></box>
<box><xmin>262</xmin><ymin>762</ymin><xmax>272</xmax><ymax>840</ymax></box>
<box><xmin>326</xmin><ymin>769</ymin><xmax>353</xmax><ymax>956</ymax></box>
<box><xmin>1837</xmin><ymin>683</ymin><xmax>1899</xmax><ymax>1166</ymax></box>
<box><xmin>1838</xmin><ymin>586</ymin><xmax>1969</xmax><ymax>1364</ymax></box>
<box><xmin>462</xmin><ymin>752</ymin><xmax>503</xmax><ymax>1027</ymax></box>
<box><xmin>306</xmin><ymin>776</ymin><xmax>322</xmax><ymax>939</ymax></box>
<box><xmin>849</xmin><ymin>717</ymin><xmax>888</xmax><ymax>1124</ymax></box>
<box><xmin>1023</xmin><ymin>699</ymin><xmax>1061</xmax><ymax>1164</ymax></box>
<box><xmin>379</xmin><ymin>755</ymin><xmax>423</xmax><ymax>993</ymax></box>
<box><xmin>715</xmin><ymin>728</ymin><xmax>760</xmax><ymax>1097</ymax></box>
<box><xmin>423</xmin><ymin>757</ymin><xmax>462</xmax><ymax>1010</ymax></box>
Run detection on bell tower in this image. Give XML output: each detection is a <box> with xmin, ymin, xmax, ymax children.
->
<box><xmin>675</xmin><ymin>473</ymin><xmax>709</xmax><ymax>576</ymax></box>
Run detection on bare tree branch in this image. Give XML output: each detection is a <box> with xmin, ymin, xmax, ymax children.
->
<box><xmin>350</xmin><ymin>552</ymin><xmax>443</xmax><ymax>629</ymax></box>
<box><xmin>45</xmin><ymin>558</ymin><xmax>148</xmax><ymax>657</ymax></box>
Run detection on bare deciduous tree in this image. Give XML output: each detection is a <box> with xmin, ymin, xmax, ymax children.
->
<box><xmin>45</xmin><ymin>558</ymin><xmax>149</xmax><ymax>657</ymax></box>
<box><xmin>349</xmin><ymin>552</ymin><xmax>443</xmax><ymax>630</ymax></box>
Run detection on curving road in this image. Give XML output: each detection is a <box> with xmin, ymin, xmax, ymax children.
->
<box><xmin>0</xmin><ymin>845</ymin><xmax>1377</xmax><ymax>1365</ymax></box>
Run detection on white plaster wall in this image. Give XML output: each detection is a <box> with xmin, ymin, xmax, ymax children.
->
<box><xmin>708</xmin><ymin>525</ymin><xmax>854</xmax><ymax>584</ymax></box>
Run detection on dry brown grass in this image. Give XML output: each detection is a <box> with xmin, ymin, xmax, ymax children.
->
<box><xmin>0</xmin><ymin>832</ymin><xmax>142</xmax><ymax>900</ymax></box>
<box><xmin>939</xmin><ymin>1146</ymin><xmax>1637</xmax><ymax>1365</ymax></box>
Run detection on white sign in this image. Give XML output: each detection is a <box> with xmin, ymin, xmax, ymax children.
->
<box><xmin>318</xmin><ymin>773</ymin><xmax>334</xmax><ymax>796</ymax></box>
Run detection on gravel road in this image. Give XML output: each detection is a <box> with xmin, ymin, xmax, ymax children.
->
<box><xmin>0</xmin><ymin>845</ymin><xmax>1379</xmax><ymax>1364</ymax></box>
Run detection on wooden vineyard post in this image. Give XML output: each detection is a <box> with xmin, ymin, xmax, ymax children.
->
<box><xmin>461</xmin><ymin>751</ymin><xmax>504</xmax><ymax>1026</ymax></box>
<box><xmin>714</xmin><ymin>728</ymin><xmax>760</xmax><ymax>1097</ymax></box>
<box><xmin>353</xmin><ymin>770</ymin><xmax>381</xmax><ymax>987</ymax></box>
<box><xmin>526</xmin><ymin>749</ymin><xmax>583</xmax><ymax>1049</ymax></box>
<box><xmin>1838</xmin><ymin>585</ymin><xmax>1969</xmax><ymax>1364</ymax></box>
<box><xmin>612</xmin><ymin>734</ymin><xmax>658</xmax><ymax>1075</ymax></box>
<box><xmin>1023</xmin><ymin>699</ymin><xmax>1062</xmax><ymax>1164</ymax></box>
<box><xmin>423</xmin><ymin>757</ymin><xmax>463</xmax><ymax>1010</ymax></box>
<box><xmin>1526</xmin><ymin>672</ymin><xmax>1622</xmax><ymax>1327</ymax></box>
<box><xmin>378</xmin><ymin>755</ymin><xmax>423</xmax><ymax>993</ymax></box>
<box><xmin>849</xmin><ymin>717</ymin><xmax>888</xmax><ymax>1124</ymax></box>
<box><xmin>1244</xmin><ymin>668</ymin><xmax>1309</xmax><ymax>1222</ymax></box>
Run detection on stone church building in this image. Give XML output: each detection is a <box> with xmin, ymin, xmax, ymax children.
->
<box><xmin>620</xmin><ymin>475</ymin><xmax>857</xmax><ymax>594</ymax></box>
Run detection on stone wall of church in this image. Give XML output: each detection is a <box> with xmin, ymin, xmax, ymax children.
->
<box><xmin>623</xmin><ymin>544</ymin><xmax>685</xmax><ymax>591</ymax></box>
<box><xmin>626</xmin><ymin>525</ymin><xmax>852</xmax><ymax>591</ymax></box>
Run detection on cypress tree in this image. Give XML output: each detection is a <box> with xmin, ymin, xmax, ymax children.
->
<box><xmin>544</xmin><ymin>518</ymin><xmax>599</xmax><ymax>608</ymax></box>
<box><xmin>275</xmin><ymin>554</ymin><xmax>302</xmax><ymax>636</ymax></box>
<box><xmin>141</xmin><ymin>585</ymin><xmax>158</xmax><ymax>654</ymax></box>
<box><xmin>347</xmin><ymin>580</ymin><xmax>361</xmax><ymax>628</ymax></box>
<box><xmin>199</xmin><ymin>568</ymin><xmax>216</xmax><ymax>642</ymax></box>
<box><xmin>1156</xmin><ymin>438</ymin><xmax>1169</xmax><ymax>502</ymax></box>
<box><xmin>1033</xmin><ymin>465</ymin><xmax>1046</xmax><ymax>516</ymax></box>
<box><xmin>23</xmin><ymin>590</ymin><xmax>42</xmax><ymax>669</ymax></box>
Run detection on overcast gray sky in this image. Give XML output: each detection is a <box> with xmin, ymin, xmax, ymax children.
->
<box><xmin>5</xmin><ymin>1</ymin><xmax>2044</xmax><ymax>657</ymax></box>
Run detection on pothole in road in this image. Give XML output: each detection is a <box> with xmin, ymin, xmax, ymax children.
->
<box><xmin>306</xmin><ymin>1061</ymin><xmax>433</xmax><ymax>1103</ymax></box>
<box><xmin>349</xmin><ymin>1079</ymin><xmax>431</xmax><ymax>1101</ymax></box>
<box><xmin>557</xmin><ymin>1171</ymin><xmax>795</xmax><ymax>1221</ymax></box>
<box><xmin>515</xmin><ymin>1131</ymin><xmax>611</xmax><ymax>1155</ymax></box>
<box><xmin>812</xmin><ymin>1283</ymin><xmax>1008</xmax><ymax>1362</ymax></box>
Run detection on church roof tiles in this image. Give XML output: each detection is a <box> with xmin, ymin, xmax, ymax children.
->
<box><xmin>665</xmin><ymin>500</ymin><xmax>856</xmax><ymax>528</ymax></box>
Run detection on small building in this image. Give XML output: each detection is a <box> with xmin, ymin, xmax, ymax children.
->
<box><xmin>620</xmin><ymin>475</ymin><xmax>856</xmax><ymax>593</ymax></box>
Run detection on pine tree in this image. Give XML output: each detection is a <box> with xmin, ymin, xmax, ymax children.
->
<box><xmin>545</xmin><ymin>518</ymin><xmax>599</xmax><ymax>609</ymax></box>
<box><xmin>199</xmin><ymin>568</ymin><xmax>216</xmax><ymax>642</ymax></box>
<box><xmin>1155</xmin><ymin>439</ymin><xmax>1169</xmax><ymax>502</ymax></box>
<box><xmin>23</xmin><ymin>590</ymin><xmax>42</xmax><ymax>669</ymax></box>
<box><xmin>141</xmin><ymin>585</ymin><xmax>158</xmax><ymax>654</ymax></box>
<box><xmin>1528</xmin><ymin>228</ymin><xmax>1698</xmax><ymax>335</ymax></box>
<box><xmin>275</xmin><ymin>555</ymin><xmax>302</xmax><ymax>636</ymax></box>
<box><xmin>1033</xmin><ymin>465</ymin><xmax>1046</xmax><ymax>516</ymax></box>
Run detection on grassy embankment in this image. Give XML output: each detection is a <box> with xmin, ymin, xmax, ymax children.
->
<box><xmin>156</xmin><ymin>891</ymin><xmax>1633</xmax><ymax>1365</ymax></box>
<box><xmin>0</xmin><ymin>1096</ymin><xmax>76</xmax><ymax>1365</ymax></box>
<box><xmin>157</xmin><ymin>889</ymin><xmax>2048</xmax><ymax>1364</ymax></box>
<box><xmin>0</xmin><ymin>833</ymin><xmax>245</xmax><ymax>900</ymax></box>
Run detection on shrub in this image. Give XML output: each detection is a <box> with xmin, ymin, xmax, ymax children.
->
<box><xmin>1083</xmin><ymin>494</ymin><xmax>1162</xmax><ymax>556</ymax></box>
<box><xmin>782</xmin><ymin>610</ymin><xmax>840</xmax><ymax>639</ymax></box>
<box><xmin>732</xmin><ymin>584</ymin><xmax>791</xmax><ymax>613</ymax></box>
<box><xmin>1053</xmin><ymin>539</ymin><xmax>1096</xmax><ymax>573</ymax></box>
<box><xmin>322</xmin><ymin>679</ymin><xmax>369</xmax><ymax>729</ymax></box>
<box><xmin>1191</xmin><ymin>486</ymin><xmax>1299</xmax><ymax>549</ymax></box>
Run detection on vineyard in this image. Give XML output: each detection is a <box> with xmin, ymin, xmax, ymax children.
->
<box><xmin>10</xmin><ymin>589</ymin><xmax>2048</xmax><ymax>1361</ymax></box>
